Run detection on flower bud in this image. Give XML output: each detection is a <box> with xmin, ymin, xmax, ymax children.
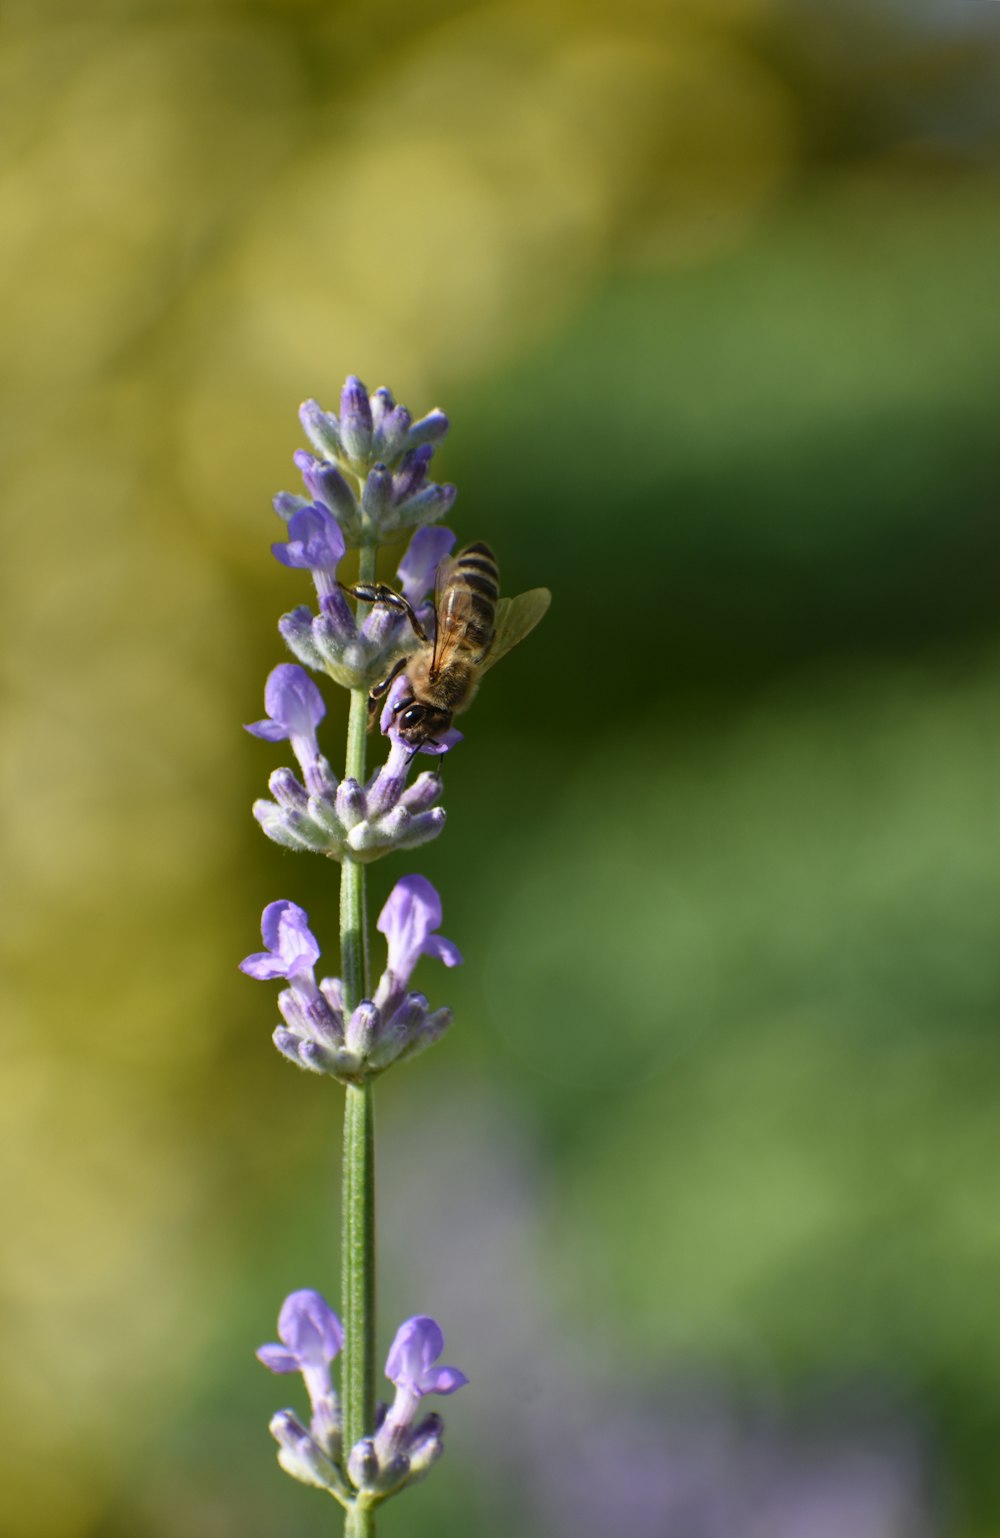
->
<box><xmin>348</xmin><ymin>1436</ymin><xmax>380</xmax><ymax>1491</ymax></box>
<box><xmin>393</xmin><ymin>444</ymin><xmax>433</xmax><ymax>503</ymax></box>
<box><xmin>340</xmin><ymin>376</ymin><xmax>373</xmax><ymax>462</ymax></box>
<box><xmin>407</xmin><ymin>1414</ymin><xmax>445</xmax><ymax>1480</ymax></box>
<box><xmin>398</xmin><ymin>1007</ymin><xmax>452</xmax><ymax>1063</ymax></box>
<box><xmin>269</xmin><ymin>767</ymin><xmax>308</xmax><ymax>812</ymax></box>
<box><xmin>362</xmin><ymin>464</ymin><xmax>392</xmax><ymax>524</ymax></box>
<box><xmin>373</xmin><ymin>403</ymin><xmax>412</xmax><ymax>464</ymax></box>
<box><xmin>400</xmin><ymin>771</ymin><xmax>443</xmax><ymax>814</ymax></box>
<box><xmin>383</xmin><ymin>482</ymin><xmax>457</xmax><ymax>535</ymax></box>
<box><xmin>398</xmin><ymin>808</ymin><xmax>447</xmax><ymax>850</ymax></box>
<box><xmin>406</xmin><ymin>409</ymin><xmax>449</xmax><ymax>450</ymax></box>
<box><xmin>335</xmin><ymin>777</ymin><xmax>367</xmax><ymax>829</ymax></box>
<box><xmin>273</xmin><ymin>1027</ymin><xmax>305</xmax><ymax>1066</ymax></box>
<box><xmin>274</xmin><ymin>491</ymin><xmax>309</xmax><ymax>520</ymax></box>
<box><xmin>346</xmin><ymin>999</ymin><xmax>380</xmax><ymax>1057</ymax></box>
<box><xmin>294</xmin><ymin>451</ymin><xmax>359</xmax><ymax>528</ymax></box>
<box><xmin>299</xmin><ymin>400</ymin><xmax>342</xmax><ymax>460</ymax></box>
<box><xmin>270</xmin><ymin>1409</ymin><xmax>344</xmax><ymax>1493</ymax></box>
<box><xmin>279</xmin><ymin>606</ymin><xmax>325</xmax><ymax>670</ymax></box>
<box><xmin>253</xmin><ymin>799</ymin><xmax>328</xmax><ymax>852</ymax></box>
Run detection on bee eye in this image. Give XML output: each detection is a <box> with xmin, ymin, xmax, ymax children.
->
<box><xmin>400</xmin><ymin>706</ymin><xmax>425</xmax><ymax>730</ymax></box>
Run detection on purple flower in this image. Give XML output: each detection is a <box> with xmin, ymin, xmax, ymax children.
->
<box><xmin>385</xmin><ymin>1316</ymin><xmax>467</xmax><ymax>1398</ymax></box>
<box><xmin>240</xmin><ymin>900</ymin><xmax>321</xmax><ymax>998</ymax></box>
<box><xmin>397</xmin><ymin>525</ymin><xmax>455</xmax><ymax>610</ymax></box>
<box><xmin>376</xmin><ymin>876</ymin><xmax>462</xmax><ymax>1001</ymax></box>
<box><xmin>272</xmin><ymin>503</ymin><xmax>354</xmax><ymax>633</ymax></box>
<box><xmin>272</xmin><ymin>503</ymin><xmax>345</xmax><ymax>573</ymax></box>
<box><xmin>246</xmin><ymin>664</ymin><xmax>327</xmax><ymax>787</ymax></box>
<box><xmin>258</xmin><ymin>1288</ymin><xmax>343</xmax><ymax>1375</ymax></box>
<box><xmin>372</xmin><ymin>1315</ymin><xmax>466</xmax><ymax>1468</ymax></box>
<box><xmin>258</xmin><ymin>1289</ymin><xmax>344</xmax><ymax>1448</ymax></box>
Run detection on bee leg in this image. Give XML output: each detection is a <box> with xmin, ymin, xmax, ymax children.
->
<box><xmin>338</xmin><ymin>581</ymin><xmax>429</xmax><ymax>643</ymax></box>
<box><xmin>366</xmin><ymin>656</ymin><xmax>409</xmax><ymax>729</ymax></box>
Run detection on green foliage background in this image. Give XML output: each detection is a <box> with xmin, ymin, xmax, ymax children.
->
<box><xmin>3</xmin><ymin>1</ymin><xmax>1000</xmax><ymax>1534</ymax></box>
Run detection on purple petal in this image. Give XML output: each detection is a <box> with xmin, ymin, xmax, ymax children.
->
<box><xmin>278</xmin><ymin>1289</ymin><xmax>344</xmax><ymax>1367</ymax></box>
<box><xmin>378</xmin><ymin>876</ymin><xmax>441</xmax><ymax>984</ymax></box>
<box><xmin>245</xmin><ymin>718</ymin><xmax>288</xmax><ymax>742</ymax></box>
<box><xmin>424</xmin><ymin>1365</ymin><xmax>468</xmax><ymax>1395</ymax></box>
<box><xmin>272</xmin><ymin>505</ymin><xmax>346</xmax><ymax>573</ymax></box>
<box><xmin>385</xmin><ymin>1315</ymin><xmax>443</xmax><ymax>1389</ymax></box>
<box><xmin>260</xmin><ymin>900</ymin><xmax>321</xmax><ymax>974</ymax></box>
<box><xmin>423</xmin><ymin>934</ymin><xmax>463</xmax><ymax>969</ymax></box>
<box><xmin>376</xmin><ymin>875</ymin><xmax>462</xmax><ymax>987</ymax></box>
<box><xmin>240</xmin><ymin>950</ymin><xmax>292</xmax><ymax>981</ymax></box>
<box><xmin>397</xmin><ymin>526</ymin><xmax>455</xmax><ymax>609</ymax></box>
<box><xmin>384</xmin><ymin>1315</ymin><xmax>464</xmax><ymax>1397</ymax></box>
<box><xmin>257</xmin><ymin>1344</ymin><xmax>301</xmax><ymax>1374</ymax></box>
<box><xmin>263</xmin><ymin>664</ymin><xmax>326</xmax><ymax>737</ymax></box>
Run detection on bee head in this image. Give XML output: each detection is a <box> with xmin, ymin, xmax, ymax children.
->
<box><xmin>395</xmin><ymin>700</ymin><xmax>453</xmax><ymax>749</ymax></box>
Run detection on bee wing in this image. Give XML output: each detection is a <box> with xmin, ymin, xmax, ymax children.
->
<box><xmin>430</xmin><ymin>553</ymin><xmax>475</xmax><ymax>676</ymax></box>
<box><xmin>479</xmin><ymin>587</ymin><xmax>552</xmax><ymax>673</ymax></box>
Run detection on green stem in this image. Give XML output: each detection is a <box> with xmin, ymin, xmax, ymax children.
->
<box><xmin>345</xmin><ymin>1503</ymin><xmax>376</xmax><ymax>1538</ymax></box>
<box><xmin>340</xmin><ymin>542</ymin><xmax>378</xmax><ymax>1533</ymax></box>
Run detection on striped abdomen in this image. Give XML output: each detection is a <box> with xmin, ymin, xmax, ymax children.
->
<box><xmin>439</xmin><ymin>541</ymin><xmax>499</xmax><ymax>665</ymax></box>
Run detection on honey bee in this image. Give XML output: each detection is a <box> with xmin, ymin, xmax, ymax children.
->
<box><xmin>344</xmin><ymin>541</ymin><xmax>550</xmax><ymax>753</ymax></box>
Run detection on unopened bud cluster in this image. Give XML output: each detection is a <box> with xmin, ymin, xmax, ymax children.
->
<box><xmin>291</xmin><ymin>378</ymin><xmax>454</xmax><ymax>551</ymax></box>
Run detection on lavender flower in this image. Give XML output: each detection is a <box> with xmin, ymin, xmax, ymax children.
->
<box><xmin>241</xmin><ymin>879</ymin><xmax>459</xmax><ymax>1081</ymax></box>
<box><xmin>290</xmin><ymin>377</ymin><xmax>456</xmax><ymax>548</ymax></box>
<box><xmin>245</xmin><ymin>664</ymin><xmax>329</xmax><ymax>792</ymax></box>
<box><xmin>374</xmin><ymin>874</ymin><xmax>462</xmax><ymax>1017</ymax></box>
<box><xmin>258</xmin><ymin>1289</ymin><xmax>350</xmax><ymax>1499</ymax></box>
<box><xmin>240</xmin><ymin>900</ymin><xmax>321</xmax><ymax>993</ymax></box>
<box><xmin>385</xmin><ymin>1315</ymin><xmax>468</xmax><ymax>1401</ymax></box>
<box><xmin>258</xmin><ymin>1289</ymin><xmax>344</xmax><ymax>1452</ymax></box>
<box><xmin>346</xmin><ymin>1316</ymin><xmax>465</xmax><ymax>1495</ymax></box>
<box><xmin>240</xmin><ymin>901</ymin><xmax>348</xmax><ymax>1073</ymax></box>
<box><xmin>272</xmin><ymin>503</ymin><xmax>354</xmax><ymax>634</ymax></box>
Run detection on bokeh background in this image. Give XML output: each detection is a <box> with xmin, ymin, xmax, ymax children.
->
<box><xmin>4</xmin><ymin>0</ymin><xmax>1000</xmax><ymax>1534</ymax></box>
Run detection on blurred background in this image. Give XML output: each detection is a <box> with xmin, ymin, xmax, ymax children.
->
<box><xmin>3</xmin><ymin>0</ymin><xmax>1000</xmax><ymax>1534</ymax></box>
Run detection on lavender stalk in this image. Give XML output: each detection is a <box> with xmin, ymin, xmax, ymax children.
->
<box><xmin>340</xmin><ymin>550</ymin><xmax>377</xmax><ymax>1478</ymax></box>
<box><xmin>242</xmin><ymin>375</ymin><xmax>543</xmax><ymax>1535</ymax></box>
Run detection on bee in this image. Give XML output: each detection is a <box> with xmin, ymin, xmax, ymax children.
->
<box><xmin>343</xmin><ymin>541</ymin><xmax>550</xmax><ymax>753</ymax></box>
